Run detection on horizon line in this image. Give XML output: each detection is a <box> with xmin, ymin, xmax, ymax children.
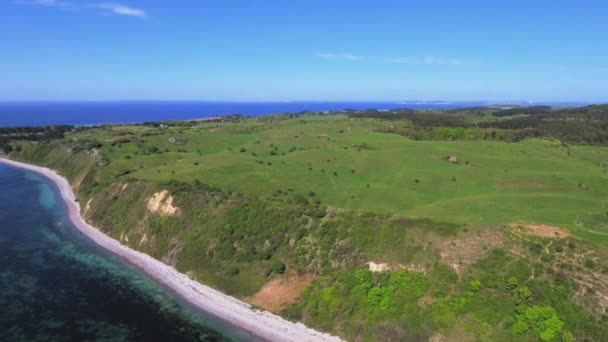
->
<box><xmin>0</xmin><ymin>99</ymin><xmax>601</xmax><ymax>105</ymax></box>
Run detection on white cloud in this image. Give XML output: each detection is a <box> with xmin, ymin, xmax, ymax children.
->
<box><xmin>16</xmin><ymin>0</ymin><xmax>147</xmax><ymax>18</ymax></box>
<box><xmin>317</xmin><ymin>53</ymin><xmax>363</xmax><ymax>61</ymax></box>
<box><xmin>96</xmin><ymin>3</ymin><xmax>146</xmax><ymax>17</ymax></box>
<box><xmin>383</xmin><ymin>55</ymin><xmax>463</xmax><ymax>66</ymax></box>
<box><xmin>423</xmin><ymin>55</ymin><xmax>462</xmax><ymax>66</ymax></box>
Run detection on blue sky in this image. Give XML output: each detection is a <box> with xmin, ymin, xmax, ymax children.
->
<box><xmin>1</xmin><ymin>0</ymin><xmax>607</xmax><ymax>102</ymax></box>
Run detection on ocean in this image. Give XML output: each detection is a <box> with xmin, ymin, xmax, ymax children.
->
<box><xmin>0</xmin><ymin>101</ymin><xmax>490</xmax><ymax>127</ymax></box>
<box><xmin>0</xmin><ymin>163</ymin><xmax>257</xmax><ymax>341</ymax></box>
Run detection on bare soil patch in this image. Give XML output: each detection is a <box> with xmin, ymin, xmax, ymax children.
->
<box><xmin>147</xmin><ymin>190</ymin><xmax>180</xmax><ymax>216</ymax></box>
<box><xmin>439</xmin><ymin>229</ymin><xmax>505</xmax><ymax>274</ymax></box>
<box><xmin>250</xmin><ymin>273</ymin><xmax>318</xmax><ymax>312</ymax></box>
<box><xmin>511</xmin><ymin>223</ymin><xmax>570</xmax><ymax>239</ymax></box>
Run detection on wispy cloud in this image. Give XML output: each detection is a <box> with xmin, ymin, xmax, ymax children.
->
<box><xmin>96</xmin><ymin>3</ymin><xmax>146</xmax><ymax>17</ymax></box>
<box><xmin>383</xmin><ymin>55</ymin><xmax>464</xmax><ymax>66</ymax></box>
<box><xmin>16</xmin><ymin>0</ymin><xmax>147</xmax><ymax>18</ymax></box>
<box><xmin>422</xmin><ymin>55</ymin><xmax>463</xmax><ymax>66</ymax></box>
<box><xmin>17</xmin><ymin>0</ymin><xmax>74</xmax><ymax>10</ymax></box>
<box><xmin>382</xmin><ymin>57</ymin><xmax>416</xmax><ymax>64</ymax></box>
<box><xmin>316</xmin><ymin>53</ymin><xmax>468</xmax><ymax>66</ymax></box>
<box><xmin>317</xmin><ymin>53</ymin><xmax>363</xmax><ymax>61</ymax></box>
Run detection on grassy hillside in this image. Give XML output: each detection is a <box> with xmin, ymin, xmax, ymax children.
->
<box><xmin>8</xmin><ymin>108</ymin><xmax>608</xmax><ymax>341</ymax></box>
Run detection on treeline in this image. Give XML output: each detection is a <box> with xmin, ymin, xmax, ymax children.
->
<box><xmin>0</xmin><ymin>125</ymin><xmax>73</xmax><ymax>154</ymax></box>
<box><xmin>371</xmin><ymin>104</ymin><xmax>608</xmax><ymax>144</ymax></box>
<box><xmin>343</xmin><ymin>108</ymin><xmax>415</xmax><ymax>120</ymax></box>
<box><xmin>491</xmin><ymin>105</ymin><xmax>551</xmax><ymax>117</ymax></box>
<box><xmin>377</xmin><ymin>126</ymin><xmax>540</xmax><ymax>143</ymax></box>
<box><xmin>141</xmin><ymin>114</ymin><xmax>247</xmax><ymax>128</ymax></box>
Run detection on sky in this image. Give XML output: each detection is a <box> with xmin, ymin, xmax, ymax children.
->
<box><xmin>1</xmin><ymin>0</ymin><xmax>607</xmax><ymax>102</ymax></box>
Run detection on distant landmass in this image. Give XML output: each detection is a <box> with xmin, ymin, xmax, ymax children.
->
<box><xmin>0</xmin><ymin>101</ymin><xmax>590</xmax><ymax>127</ymax></box>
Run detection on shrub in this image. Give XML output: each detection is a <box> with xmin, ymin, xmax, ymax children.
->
<box><xmin>269</xmin><ymin>259</ymin><xmax>286</xmax><ymax>275</ymax></box>
<box><xmin>584</xmin><ymin>259</ymin><xmax>596</xmax><ymax>269</ymax></box>
<box><xmin>511</xmin><ymin>305</ymin><xmax>565</xmax><ymax>342</ymax></box>
<box><xmin>469</xmin><ymin>280</ymin><xmax>482</xmax><ymax>292</ymax></box>
<box><xmin>228</xmin><ymin>266</ymin><xmax>240</xmax><ymax>276</ymax></box>
<box><xmin>291</xmin><ymin>194</ymin><xmax>309</xmax><ymax>205</ymax></box>
<box><xmin>506</xmin><ymin>276</ymin><xmax>519</xmax><ymax>290</ymax></box>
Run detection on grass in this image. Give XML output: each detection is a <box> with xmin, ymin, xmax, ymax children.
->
<box><xmin>12</xmin><ymin>113</ymin><xmax>608</xmax><ymax>341</ymax></box>
<box><xmin>50</xmin><ymin>114</ymin><xmax>608</xmax><ymax>235</ymax></box>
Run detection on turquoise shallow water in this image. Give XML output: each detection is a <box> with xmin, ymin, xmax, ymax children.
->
<box><xmin>0</xmin><ymin>163</ymin><xmax>258</xmax><ymax>341</ymax></box>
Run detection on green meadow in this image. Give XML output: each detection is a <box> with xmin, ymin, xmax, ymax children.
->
<box><xmin>10</xmin><ymin>108</ymin><xmax>608</xmax><ymax>341</ymax></box>
<box><xmin>65</xmin><ymin>114</ymin><xmax>608</xmax><ymax>234</ymax></box>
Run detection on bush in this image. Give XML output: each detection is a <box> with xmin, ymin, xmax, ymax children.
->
<box><xmin>269</xmin><ymin>259</ymin><xmax>286</xmax><ymax>275</ymax></box>
<box><xmin>228</xmin><ymin>266</ymin><xmax>240</xmax><ymax>276</ymax></box>
<box><xmin>511</xmin><ymin>305</ymin><xmax>565</xmax><ymax>342</ymax></box>
<box><xmin>506</xmin><ymin>276</ymin><xmax>519</xmax><ymax>290</ymax></box>
<box><xmin>469</xmin><ymin>280</ymin><xmax>482</xmax><ymax>292</ymax></box>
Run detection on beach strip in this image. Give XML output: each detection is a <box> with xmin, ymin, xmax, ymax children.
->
<box><xmin>0</xmin><ymin>158</ymin><xmax>342</xmax><ymax>342</ymax></box>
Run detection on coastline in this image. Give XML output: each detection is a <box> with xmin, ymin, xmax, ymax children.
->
<box><xmin>0</xmin><ymin>158</ymin><xmax>341</xmax><ymax>342</ymax></box>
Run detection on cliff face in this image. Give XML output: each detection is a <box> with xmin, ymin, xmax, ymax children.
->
<box><xmin>11</xmin><ymin>142</ymin><xmax>339</xmax><ymax>297</ymax></box>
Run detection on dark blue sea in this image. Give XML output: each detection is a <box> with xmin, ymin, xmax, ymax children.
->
<box><xmin>0</xmin><ymin>163</ymin><xmax>258</xmax><ymax>341</ymax></box>
<box><xmin>0</xmin><ymin>101</ymin><xmax>492</xmax><ymax>127</ymax></box>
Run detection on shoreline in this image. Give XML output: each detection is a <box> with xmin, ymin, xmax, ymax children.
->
<box><xmin>0</xmin><ymin>158</ymin><xmax>341</xmax><ymax>342</ymax></box>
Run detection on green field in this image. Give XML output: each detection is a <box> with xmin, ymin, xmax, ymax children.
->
<box><xmin>54</xmin><ymin>115</ymin><xmax>608</xmax><ymax>233</ymax></box>
<box><xmin>10</xmin><ymin>109</ymin><xmax>608</xmax><ymax>341</ymax></box>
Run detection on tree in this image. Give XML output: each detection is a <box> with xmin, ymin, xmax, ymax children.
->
<box><xmin>1</xmin><ymin>143</ymin><xmax>13</xmax><ymax>154</ymax></box>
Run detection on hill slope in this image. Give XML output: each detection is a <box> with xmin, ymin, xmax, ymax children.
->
<box><xmin>7</xmin><ymin>109</ymin><xmax>608</xmax><ymax>341</ymax></box>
